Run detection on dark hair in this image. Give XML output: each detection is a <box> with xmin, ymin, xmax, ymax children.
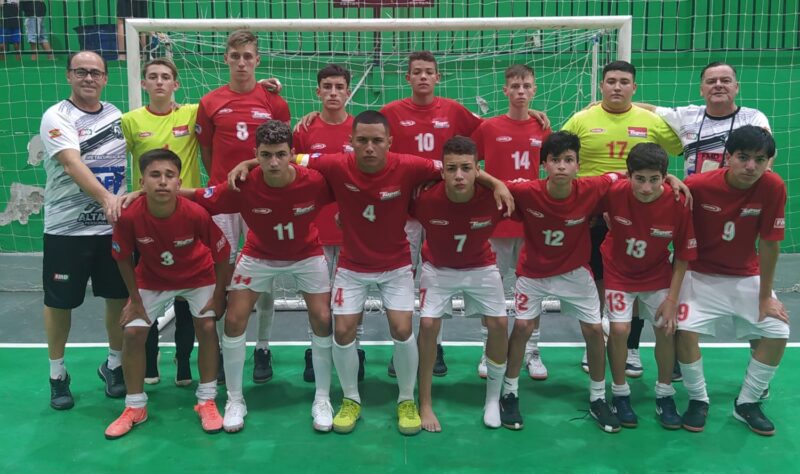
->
<box><xmin>255</xmin><ymin>120</ymin><xmax>292</xmax><ymax>148</ymax></box>
<box><xmin>407</xmin><ymin>51</ymin><xmax>438</xmax><ymax>73</ymax></box>
<box><xmin>352</xmin><ymin>110</ymin><xmax>391</xmax><ymax>135</ymax></box>
<box><xmin>139</xmin><ymin>148</ymin><xmax>182</xmax><ymax>174</ymax></box>
<box><xmin>505</xmin><ymin>64</ymin><xmax>534</xmax><ymax>81</ymax></box>
<box><xmin>725</xmin><ymin>125</ymin><xmax>776</xmax><ymax>158</ymax></box>
<box><xmin>626</xmin><ymin>143</ymin><xmax>668</xmax><ymax>176</ymax></box>
<box><xmin>540</xmin><ymin>131</ymin><xmax>581</xmax><ymax>164</ymax></box>
<box><xmin>442</xmin><ymin>136</ymin><xmax>477</xmax><ymax>162</ymax></box>
<box><xmin>66</xmin><ymin>51</ymin><xmax>107</xmax><ymax>74</ymax></box>
<box><xmin>143</xmin><ymin>58</ymin><xmax>178</xmax><ymax>79</ymax></box>
<box><xmin>317</xmin><ymin>64</ymin><xmax>351</xmax><ymax>87</ymax></box>
<box><xmin>602</xmin><ymin>60</ymin><xmax>636</xmax><ymax>80</ymax></box>
<box><xmin>701</xmin><ymin>61</ymin><xmax>738</xmax><ymax>81</ymax></box>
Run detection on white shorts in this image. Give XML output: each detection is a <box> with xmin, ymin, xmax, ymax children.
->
<box><xmin>677</xmin><ymin>271</ymin><xmax>790</xmax><ymax>339</ymax></box>
<box><xmin>405</xmin><ymin>218</ymin><xmax>424</xmax><ymax>271</ymax></box>
<box><xmin>323</xmin><ymin>245</ymin><xmax>340</xmax><ymax>279</ymax></box>
<box><xmin>229</xmin><ymin>254</ymin><xmax>331</xmax><ymax>295</ymax></box>
<box><xmin>605</xmin><ymin>288</ymin><xmax>669</xmax><ymax>327</ymax></box>
<box><xmin>212</xmin><ymin>213</ymin><xmax>248</xmax><ymax>264</ymax></box>
<box><xmin>419</xmin><ymin>262</ymin><xmax>507</xmax><ymax>319</ymax></box>
<box><xmin>128</xmin><ymin>285</ymin><xmax>216</xmax><ymax>328</ymax></box>
<box><xmin>514</xmin><ymin>267</ymin><xmax>601</xmax><ymax>324</ymax></box>
<box><xmin>332</xmin><ymin>265</ymin><xmax>414</xmax><ymax>315</ymax></box>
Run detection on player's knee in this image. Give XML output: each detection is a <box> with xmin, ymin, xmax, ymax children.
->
<box><xmin>123</xmin><ymin>326</ymin><xmax>148</xmax><ymax>345</ymax></box>
<box><xmin>193</xmin><ymin>317</ymin><xmax>217</xmax><ymax>337</ymax></box>
<box><xmin>609</xmin><ymin>321</ymin><xmax>630</xmax><ymax>339</ymax></box>
<box><xmin>484</xmin><ymin>316</ymin><xmax>508</xmax><ymax>333</ymax></box>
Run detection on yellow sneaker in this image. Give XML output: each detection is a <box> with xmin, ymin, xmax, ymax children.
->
<box><xmin>397</xmin><ymin>400</ymin><xmax>422</xmax><ymax>436</ymax></box>
<box><xmin>333</xmin><ymin>398</ymin><xmax>361</xmax><ymax>434</ymax></box>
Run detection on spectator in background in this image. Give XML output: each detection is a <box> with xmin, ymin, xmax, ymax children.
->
<box><xmin>20</xmin><ymin>0</ymin><xmax>53</xmax><ymax>60</ymax></box>
<box><xmin>116</xmin><ymin>0</ymin><xmax>148</xmax><ymax>61</ymax></box>
<box><xmin>1</xmin><ymin>0</ymin><xmax>22</xmax><ymax>60</ymax></box>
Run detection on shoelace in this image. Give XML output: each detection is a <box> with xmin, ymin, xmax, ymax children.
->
<box><xmin>398</xmin><ymin>402</ymin><xmax>418</xmax><ymax>418</ymax></box>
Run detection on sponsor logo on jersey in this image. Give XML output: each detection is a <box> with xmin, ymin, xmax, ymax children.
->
<box><xmin>172</xmin><ymin>125</ymin><xmax>190</xmax><ymax>137</ymax></box>
<box><xmin>687</xmin><ymin>238</ymin><xmax>697</xmax><ymax>249</ymax></box>
<box><xmin>174</xmin><ymin>237</ymin><xmax>194</xmax><ymax>248</ymax></box>
<box><xmin>614</xmin><ymin>216</ymin><xmax>632</xmax><ymax>226</ymax></box>
<box><xmin>195</xmin><ymin>124</ymin><xmax>202</xmax><ymax>134</ymax></box>
<box><xmin>343</xmin><ymin>145</ymin><xmax>354</xmax><ymax>152</ymax></box>
<box><xmin>775</xmin><ymin>218</ymin><xmax>786</xmax><ymax>229</ymax></box>
<box><xmin>564</xmin><ymin>216</ymin><xmax>586</xmax><ymax>227</ymax></box>
<box><xmin>218</xmin><ymin>108</ymin><xmax>233</xmax><ymax>115</ymax></box>
<box><xmin>136</xmin><ymin>237</ymin><xmax>154</xmax><ymax>244</ymax></box>
<box><xmin>470</xmin><ymin>218</ymin><xmax>493</xmax><ymax>229</ymax></box>
<box><xmin>293</xmin><ymin>202</ymin><xmax>316</xmax><ymax>216</ymax></box>
<box><xmin>53</xmin><ymin>273</ymin><xmax>70</xmax><ymax>282</ymax></box>
<box><xmin>429</xmin><ymin>219</ymin><xmax>449</xmax><ymax>226</ymax></box>
<box><xmin>432</xmin><ymin>119</ymin><xmax>450</xmax><ymax>129</ymax></box>
<box><xmin>203</xmin><ymin>187</ymin><xmax>215</xmax><ymax>198</ymax></box>
<box><xmin>137</xmin><ymin>131</ymin><xmax>153</xmax><ymax>138</ymax></box>
<box><xmin>111</xmin><ymin>241</ymin><xmax>121</xmax><ymax>253</ymax></box>
<box><xmin>252</xmin><ymin>110</ymin><xmax>272</xmax><ymax>120</ymax></box>
<box><xmin>740</xmin><ymin>205</ymin><xmax>762</xmax><ymax>217</ymax></box>
<box><xmin>496</xmin><ymin>136</ymin><xmax>512</xmax><ymax>143</ymax></box>
<box><xmin>78</xmin><ymin>128</ymin><xmax>93</xmax><ymax>138</ymax></box>
<box><xmin>590</xmin><ymin>128</ymin><xmax>605</xmax><ymax>133</ymax></box>
<box><xmin>650</xmin><ymin>227</ymin><xmax>674</xmax><ymax>238</ymax></box>
<box><xmin>400</xmin><ymin>120</ymin><xmax>416</xmax><ymax>127</ymax></box>
<box><xmin>216</xmin><ymin>235</ymin><xmax>227</xmax><ymax>252</ymax></box>
<box><xmin>48</xmin><ymin>128</ymin><xmax>62</xmax><ymax>139</ymax></box>
<box><xmin>526</xmin><ymin>209</ymin><xmax>545</xmax><ymax>218</ymax></box>
<box><xmin>344</xmin><ymin>183</ymin><xmax>360</xmax><ymax>192</ymax></box>
<box><xmin>683</xmin><ymin>132</ymin><xmax>698</xmax><ymax>141</ymax></box>
<box><xmin>113</xmin><ymin>123</ymin><xmax>124</xmax><ymax>139</ymax></box>
<box><xmin>249</xmin><ymin>207</ymin><xmax>271</xmax><ymax>215</ymax></box>
<box><xmin>628</xmin><ymin>127</ymin><xmax>648</xmax><ymax>138</ymax></box>
<box><xmin>530</xmin><ymin>138</ymin><xmax>542</xmax><ymax>147</ymax></box>
<box><xmin>700</xmin><ymin>203</ymin><xmax>721</xmax><ymax>212</ymax></box>
<box><xmin>310</xmin><ymin>143</ymin><xmax>326</xmax><ymax>150</ymax></box>
<box><xmin>379</xmin><ymin>187</ymin><xmax>402</xmax><ymax>201</ymax></box>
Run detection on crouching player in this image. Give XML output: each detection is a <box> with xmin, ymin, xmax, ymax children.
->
<box><xmin>414</xmin><ymin>136</ymin><xmax>508</xmax><ymax>432</ymax></box>
<box><xmin>107</xmin><ymin>149</ymin><xmax>230</xmax><ymax>439</ymax></box>
<box><xmin>677</xmin><ymin>125</ymin><xmax>788</xmax><ymax>435</ymax></box>
<box><xmin>600</xmin><ymin>143</ymin><xmax>696</xmax><ymax>430</ymax></box>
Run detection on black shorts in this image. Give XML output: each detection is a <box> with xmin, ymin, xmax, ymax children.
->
<box><xmin>589</xmin><ymin>219</ymin><xmax>608</xmax><ymax>282</ymax></box>
<box><xmin>117</xmin><ymin>0</ymin><xmax>148</xmax><ymax>18</ymax></box>
<box><xmin>43</xmin><ymin>234</ymin><xmax>128</xmax><ymax>309</ymax></box>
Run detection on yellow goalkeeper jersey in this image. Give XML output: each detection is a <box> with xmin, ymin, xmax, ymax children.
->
<box><xmin>561</xmin><ymin>105</ymin><xmax>682</xmax><ymax>177</ymax></box>
<box><xmin>122</xmin><ymin>104</ymin><xmax>202</xmax><ymax>189</ymax></box>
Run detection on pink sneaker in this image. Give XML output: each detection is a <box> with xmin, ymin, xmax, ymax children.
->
<box><xmin>195</xmin><ymin>400</ymin><xmax>223</xmax><ymax>434</ymax></box>
<box><xmin>105</xmin><ymin>407</ymin><xmax>148</xmax><ymax>440</ymax></box>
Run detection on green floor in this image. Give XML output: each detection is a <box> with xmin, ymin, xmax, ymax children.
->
<box><xmin>1</xmin><ymin>346</ymin><xmax>797</xmax><ymax>473</ymax></box>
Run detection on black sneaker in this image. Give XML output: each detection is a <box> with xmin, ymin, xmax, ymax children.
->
<box><xmin>97</xmin><ymin>360</ymin><xmax>126</xmax><ymax>398</ymax></box>
<box><xmin>655</xmin><ymin>396</ymin><xmax>682</xmax><ymax>430</ymax></box>
<box><xmin>50</xmin><ymin>374</ymin><xmax>74</xmax><ymax>410</ymax></box>
<box><xmin>217</xmin><ymin>351</ymin><xmax>225</xmax><ymax>385</ymax></box>
<box><xmin>672</xmin><ymin>360</ymin><xmax>683</xmax><ymax>382</ymax></box>
<box><xmin>433</xmin><ymin>344</ymin><xmax>448</xmax><ymax>377</ymax></box>
<box><xmin>357</xmin><ymin>349</ymin><xmax>366</xmax><ymax>382</ymax></box>
<box><xmin>253</xmin><ymin>348</ymin><xmax>273</xmax><ymax>384</ymax></box>
<box><xmin>682</xmin><ymin>399</ymin><xmax>709</xmax><ymax>432</ymax></box>
<box><xmin>589</xmin><ymin>399</ymin><xmax>621</xmax><ymax>433</ymax></box>
<box><xmin>733</xmin><ymin>398</ymin><xmax>775</xmax><ymax>436</ymax></box>
<box><xmin>499</xmin><ymin>393</ymin><xmax>524</xmax><ymax>430</ymax></box>
<box><xmin>303</xmin><ymin>348</ymin><xmax>315</xmax><ymax>383</ymax></box>
<box><xmin>611</xmin><ymin>395</ymin><xmax>638</xmax><ymax>428</ymax></box>
<box><xmin>175</xmin><ymin>357</ymin><xmax>192</xmax><ymax>387</ymax></box>
<box><xmin>387</xmin><ymin>357</ymin><xmax>396</xmax><ymax>378</ymax></box>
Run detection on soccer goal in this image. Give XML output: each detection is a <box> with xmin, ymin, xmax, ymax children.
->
<box><xmin>122</xmin><ymin>16</ymin><xmax>631</xmax><ymax>312</ymax></box>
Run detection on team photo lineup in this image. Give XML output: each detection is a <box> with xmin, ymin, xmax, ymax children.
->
<box><xmin>39</xmin><ymin>27</ymin><xmax>788</xmax><ymax>441</ymax></box>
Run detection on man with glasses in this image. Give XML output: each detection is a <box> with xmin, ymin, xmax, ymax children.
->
<box><xmin>39</xmin><ymin>51</ymin><xmax>128</xmax><ymax>410</ymax></box>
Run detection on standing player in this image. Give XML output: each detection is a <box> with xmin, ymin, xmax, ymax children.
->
<box><xmin>600</xmin><ymin>143</ymin><xmax>696</xmax><ymax>430</ymax></box>
<box><xmin>196</xmin><ymin>30</ymin><xmax>291</xmax><ymax>384</ymax></box>
<box><xmin>106</xmin><ymin>149</ymin><xmax>229</xmax><ymax>439</ymax></box>
<box><xmin>676</xmin><ymin>126</ymin><xmax>788</xmax><ymax>436</ymax></box>
<box><xmin>39</xmin><ymin>51</ymin><xmax>127</xmax><ymax>410</ymax></box>
<box><xmin>413</xmin><ymin>136</ymin><xmax>508</xmax><ymax>432</ymax></box>
<box><xmin>198</xmin><ymin>121</ymin><xmax>334</xmax><ymax>433</ymax></box>
<box><xmin>562</xmin><ymin>60</ymin><xmax>683</xmax><ymax>376</ymax></box>
<box><xmin>471</xmin><ymin>64</ymin><xmax>551</xmax><ymax>381</ymax></box>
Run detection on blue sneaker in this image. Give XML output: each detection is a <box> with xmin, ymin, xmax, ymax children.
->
<box><xmin>98</xmin><ymin>360</ymin><xmax>126</xmax><ymax>398</ymax></box>
<box><xmin>655</xmin><ymin>396</ymin><xmax>682</xmax><ymax>430</ymax></box>
<box><xmin>611</xmin><ymin>395</ymin><xmax>638</xmax><ymax>428</ymax></box>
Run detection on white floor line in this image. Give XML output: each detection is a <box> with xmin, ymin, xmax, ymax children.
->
<box><xmin>2</xmin><ymin>342</ymin><xmax>799</xmax><ymax>349</ymax></box>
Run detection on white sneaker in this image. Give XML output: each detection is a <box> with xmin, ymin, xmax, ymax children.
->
<box><xmin>483</xmin><ymin>400</ymin><xmax>501</xmax><ymax>429</ymax></box>
<box><xmin>311</xmin><ymin>399</ymin><xmax>334</xmax><ymax>432</ymax></box>
<box><xmin>580</xmin><ymin>349</ymin><xmax>589</xmax><ymax>374</ymax></box>
<box><xmin>526</xmin><ymin>350</ymin><xmax>548</xmax><ymax>380</ymax></box>
<box><xmin>223</xmin><ymin>399</ymin><xmax>248</xmax><ymax>433</ymax></box>
<box><xmin>625</xmin><ymin>349</ymin><xmax>643</xmax><ymax>378</ymax></box>
<box><xmin>477</xmin><ymin>352</ymin><xmax>488</xmax><ymax>379</ymax></box>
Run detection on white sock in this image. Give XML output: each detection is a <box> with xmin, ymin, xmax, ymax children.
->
<box><xmin>525</xmin><ymin>329</ymin><xmax>540</xmax><ymax>355</ymax></box>
<box><xmin>611</xmin><ymin>382</ymin><xmax>631</xmax><ymax>398</ymax></box>
<box><xmin>196</xmin><ymin>381</ymin><xmax>217</xmax><ymax>402</ymax></box>
<box><xmin>501</xmin><ymin>376</ymin><xmax>519</xmax><ymax>397</ymax></box>
<box><xmin>125</xmin><ymin>392</ymin><xmax>148</xmax><ymax>408</ymax></box>
<box><xmin>355</xmin><ymin>323</ymin><xmax>364</xmax><ymax>350</ymax></box>
<box><xmin>49</xmin><ymin>357</ymin><xmax>66</xmax><ymax>380</ymax></box>
<box><xmin>480</xmin><ymin>325</ymin><xmax>489</xmax><ymax>353</ymax></box>
<box><xmin>738</xmin><ymin>357</ymin><xmax>777</xmax><ymax>404</ymax></box>
<box><xmin>484</xmin><ymin>359</ymin><xmax>506</xmax><ymax>428</ymax></box>
<box><xmin>107</xmin><ymin>349</ymin><xmax>122</xmax><ymax>370</ymax></box>
<box><xmin>255</xmin><ymin>340</ymin><xmax>269</xmax><ymax>352</ymax></box>
<box><xmin>679</xmin><ymin>358</ymin><xmax>709</xmax><ymax>403</ymax></box>
<box><xmin>256</xmin><ymin>292</ymin><xmax>274</xmax><ymax>346</ymax></box>
<box><xmin>332</xmin><ymin>339</ymin><xmax>360</xmax><ymax>404</ymax></box>
<box><xmin>307</xmin><ymin>322</ymin><xmax>314</xmax><ymax>341</ymax></box>
<box><xmin>590</xmin><ymin>379</ymin><xmax>606</xmax><ymax>402</ymax></box>
<box><xmin>222</xmin><ymin>333</ymin><xmax>246</xmax><ymax>401</ymax></box>
<box><xmin>436</xmin><ymin>325</ymin><xmax>443</xmax><ymax>345</ymax></box>
<box><xmin>655</xmin><ymin>382</ymin><xmax>676</xmax><ymax>399</ymax></box>
<box><xmin>393</xmin><ymin>334</ymin><xmax>418</xmax><ymax>403</ymax></box>
<box><xmin>311</xmin><ymin>334</ymin><xmax>333</xmax><ymax>401</ymax></box>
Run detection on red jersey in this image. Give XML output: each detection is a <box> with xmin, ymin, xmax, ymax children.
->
<box><xmin>686</xmin><ymin>169</ymin><xmax>786</xmax><ymax>276</ymax></box>
<box><xmin>112</xmin><ymin>196</ymin><xmax>230</xmax><ymax>291</ymax></box>
<box><xmin>196</xmin><ymin>85</ymin><xmax>291</xmax><ymax>185</ymax></box>
<box><xmin>510</xmin><ymin>175</ymin><xmax>618</xmax><ymax>278</ymax></box>
<box><xmin>472</xmin><ymin>114</ymin><xmax>551</xmax><ymax>238</ymax></box>
<box><xmin>380</xmin><ymin>97</ymin><xmax>482</xmax><ymax>160</ymax></box>
<box><xmin>299</xmin><ymin>151</ymin><xmax>441</xmax><ymax>272</ymax></box>
<box><xmin>194</xmin><ymin>165</ymin><xmax>331</xmax><ymax>261</ymax></box>
<box><xmin>599</xmin><ymin>181</ymin><xmax>697</xmax><ymax>292</ymax></box>
<box><xmin>292</xmin><ymin>115</ymin><xmax>354</xmax><ymax>246</ymax></box>
<box><xmin>410</xmin><ymin>182</ymin><xmax>501</xmax><ymax>269</ymax></box>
